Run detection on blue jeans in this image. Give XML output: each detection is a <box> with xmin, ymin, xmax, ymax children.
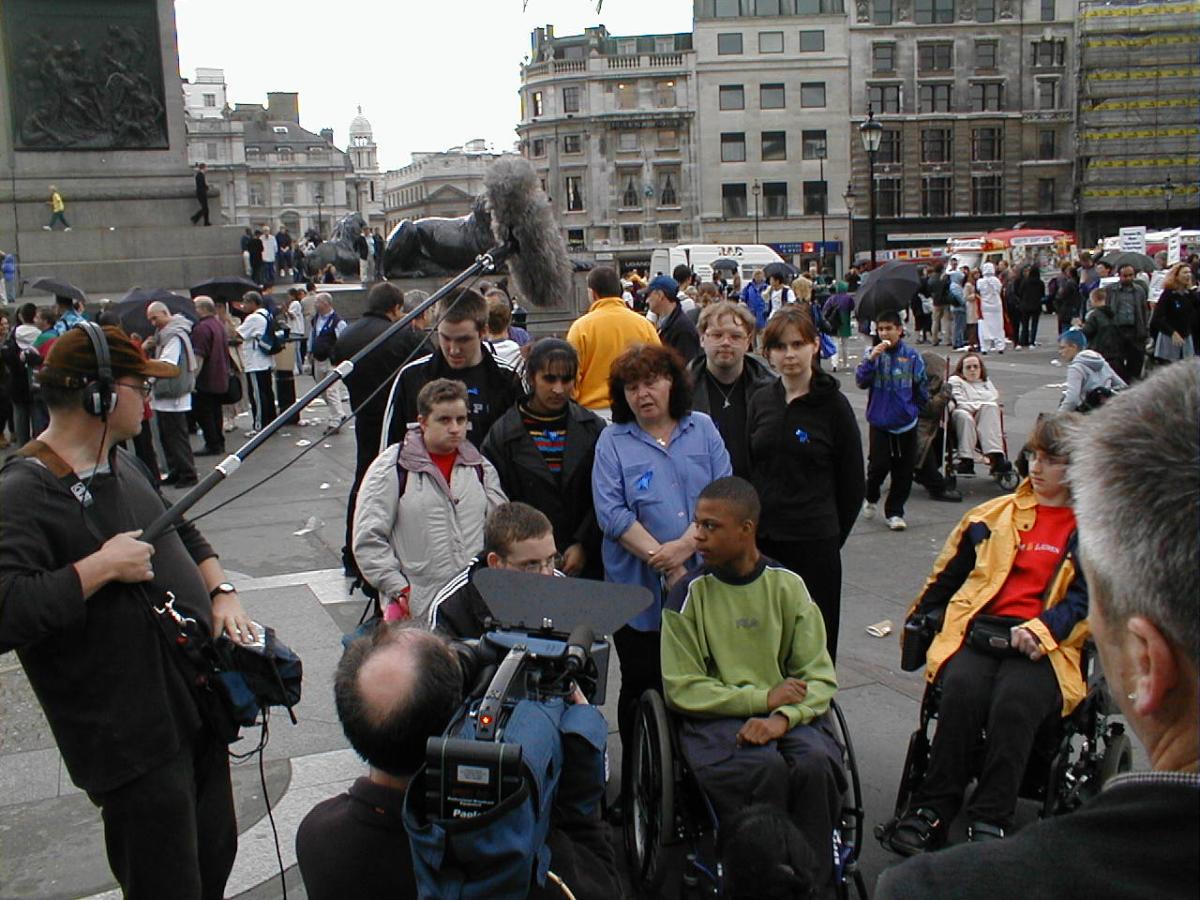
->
<box><xmin>952</xmin><ymin>308</ymin><xmax>966</xmax><ymax>348</ymax></box>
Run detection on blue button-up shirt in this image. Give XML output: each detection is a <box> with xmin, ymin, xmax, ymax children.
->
<box><xmin>592</xmin><ymin>412</ymin><xmax>732</xmax><ymax>631</ymax></box>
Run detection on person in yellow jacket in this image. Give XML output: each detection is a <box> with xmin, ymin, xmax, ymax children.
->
<box><xmin>883</xmin><ymin>413</ymin><xmax>1090</xmax><ymax>855</ymax></box>
<box><xmin>44</xmin><ymin>185</ymin><xmax>70</xmax><ymax>231</ymax></box>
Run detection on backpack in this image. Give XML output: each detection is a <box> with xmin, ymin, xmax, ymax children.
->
<box><xmin>310</xmin><ymin>311</ymin><xmax>341</xmax><ymax>362</ymax></box>
<box><xmin>151</xmin><ymin>335</ymin><xmax>197</xmax><ymax>399</ymax></box>
<box><xmin>255</xmin><ymin>309</ymin><xmax>290</xmax><ymax>355</ymax></box>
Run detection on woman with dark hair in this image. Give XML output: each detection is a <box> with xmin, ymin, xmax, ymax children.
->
<box><xmin>592</xmin><ymin>343</ymin><xmax>731</xmax><ymax>764</ymax></box>
<box><xmin>481</xmin><ymin>339</ymin><xmax>606</xmax><ymax>578</ymax></box>
<box><xmin>1148</xmin><ymin>263</ymin><xmax>1196</xmax><ymax>364</ymax></box>
<box><xmin>1015</xmin><ymin>264</ymin><xmax>1044</xmax><ymax>349</ymax></box>
<box><xmin>747</xmin><ymin>306</ymin><xmax>863</xmax><ymax>661</ymax></box>
<box><xmin>947</xmin><ymin>352</ymin><xmax>1011</xmax><ymax>475</ymax></box>
<box><xmin>882</xmin><ymin>413</ymin><xmax>1090</xmax><ymax>855</ymax></box>
<box><xmin>1054</xmin><ymin>263</ymin><xmax>1082</xmax><ymax>337</ymax></box>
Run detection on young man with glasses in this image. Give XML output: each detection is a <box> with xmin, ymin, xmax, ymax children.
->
<box><xmin>427</xmin><ymin>502</ymin><xmax>562</xmax><ymax>639</ymax></box>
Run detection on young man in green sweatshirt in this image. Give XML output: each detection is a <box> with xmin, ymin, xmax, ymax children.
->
<box><xmin>662</xmin><ymin>476</ymin><xmax>844</xmax><ymax>896</ymax></box>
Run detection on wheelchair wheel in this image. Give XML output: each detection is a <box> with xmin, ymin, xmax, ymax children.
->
<box><xmin>996</xmin><ymin>469</ymin><xmax>1020</xmax><ymax>491</ymax></box>
<box><xmin>892</xmin><ymin>728</ymin><xmax>930</xmax><ymax>818</ymax></box>
<box><xmin>1098</xmin><ymin>729</ymin><xmax>1133</xmax><ymax>787</ymax></box>
<box><xmin>624</xmin><ymin>690</ymin><xmax>676</xmax><ymax>894</ymax></box>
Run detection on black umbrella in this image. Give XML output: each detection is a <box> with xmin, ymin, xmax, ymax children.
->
<box><xmin>113</xmin><ymin>289</ymin><xmax>197</xmax><ymax>338</ymax></box>
<box><xmin>29</xmin><ymin>277</ymin><xmax>87</xmax><ymax>303</ymax></box>
<box><xmin>711</xmin><ymin>257</ymin><xmax>740</xmax><ymax>272</ymax></box>
<box><xmin>1098</xmin><ymin>250</ymin><xmax>1155</xmax><ymax>274</ymax></box>
<box><xmin>854</xmin><ymin>261</ymin><xmax>923</xmax><ymax>321</ymax></box>
<box><xmin>763</xmin><ymin>261</ymin><xmax>798</xmax><ymax>281</ymax></box>
<box><xmin>190</xmin><ymin>275</ymin><xmax>259</xmax><ymax>303</ymax></box>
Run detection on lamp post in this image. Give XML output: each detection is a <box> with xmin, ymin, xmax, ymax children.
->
<box><xmin>859</xmin><ymin>107</ymin><xmax>883</xmax><ymax>269</ymax></box>
<box><xmin>842</xmin><ymin>182</ymin><xmax>857</xmax><ymax>274</ymax></box>
<box><xmin>315</xmin><ymin>189</ymin><xmax>324</xmax><ymax>240</ymax></box>
<box><xmin>818</xmin><ymin>143</ymin><xmax>827</xmax><ymax>274</ymax></box>
<box><xmin>1163</xmin><ymin>174</ymin><xmax>1175</xmax><ymax>224</ymax></box>
<box><xmin>752</xmin><ymin>179</ymin><xmax>761</xmax><ymax>244</ymax></box>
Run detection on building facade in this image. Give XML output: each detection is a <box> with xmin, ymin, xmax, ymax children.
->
<box><xmin>1076</xmin><ymin>0</ymin><xmax>1199</xmax><ymax>243</ymax></box>
<box><xmin>847</xmin><ymin>0</ymin><xmax>1077</xmax><ymax>258</ymax></box>
<box><xmin>347</xmin><ymin>107</ymin><xmax>385</xmax><ymax>232</ymax></box>
<box><xmin>693</xmin><ymin>0</ymin><xmax>853</xmax><ymax>273</ymax></box>
<box><xmin>381</xmin><ymin>140</ymin><xmax>515</xmax><ymax>235</ymax></box>
<box><xmin>516</xmin><ymin>25</ymin><xmax>699</xmax><ymax>273</ymax></box>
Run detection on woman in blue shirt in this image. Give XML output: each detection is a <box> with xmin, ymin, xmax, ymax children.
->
<box><xmin>592</xmin><ymin>343</ymin><xmax>732</xmax><ymax>775</ymax></box>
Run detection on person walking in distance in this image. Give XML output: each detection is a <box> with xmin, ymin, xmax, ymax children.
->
<box><xmin>43</xmin><ymin>185</ymin><xmax>70</xmax><ymax>231</ymax></box>
<box><xmin>308</xmin><ymin>293</ymin><xmax>348</xmax><ymax>425</ymax></box>
<box><xmin>190</xmin><ymin>164</ymin><xmax>210</xmax><ymax>226</ymax></box>
<box><xmin>189</xmin><ymin>297</ymin><xmax>230</xmax><ymax>457</ymax></box>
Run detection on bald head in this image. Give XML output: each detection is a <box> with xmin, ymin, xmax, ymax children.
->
<box><xmin>146</xmin><ymin>301</ymin><xmax>171</xmax><ymax>330</ymax></box>
<box><xmin>194</xmin><ymin>296</ymin><xmax>216</xmax><ymax>317</ymax></box>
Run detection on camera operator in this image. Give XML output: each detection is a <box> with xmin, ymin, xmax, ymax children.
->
<box><xmin>296</xmin><ymin>623</ymin><xmax>620</xmax><ymax>900</ymax></box>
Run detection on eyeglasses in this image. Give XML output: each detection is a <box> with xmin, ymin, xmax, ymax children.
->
<box><xmin>1023</xmin><ymin>450</ymin><xmax>1068</xmax><ymax>468</ymax></box>
<box><xmin>503</xmin><ymin>553</ymin><xmax>562</xmax><ymax>574</ymax></box>
<box><xmin>116</xmin><ymin>380</ymin><xmax>152</xmax><ymax>398</ymax></box>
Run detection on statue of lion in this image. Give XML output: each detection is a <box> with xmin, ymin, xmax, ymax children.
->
<box><xmin>303</xmin><ymin>212</ymin><xmax>367</xmax><ymax>279</ymax></box>
<box><xmin>381</xmin><ymin>195</ymin><xmax>496</xmax><ymax>278</ymax></box>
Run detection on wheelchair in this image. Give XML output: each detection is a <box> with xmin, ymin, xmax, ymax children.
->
<box><xmin>941</xmin><ymin>389</ymin><xmax>1020</xmax><ymax>494</ymax></box>
<box><xmin>623</xmin><ymin>689</ymin><xmax>868</xmax><ymax>899</ymax></box>
<box><xmin>875</xmin><ymin>643</ymin><xmax>1133</xmax><ymax>852</ymax></box>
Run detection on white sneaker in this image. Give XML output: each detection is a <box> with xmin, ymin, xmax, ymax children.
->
<box><xmin>887</xmin><ymin>515</ymin><xmax>907</xmax><ymax>531</ymax></box>
<box><xmin>862</xmin><ymin>500</ymin><xmax>877</xmax><ymax>520</ymax></box>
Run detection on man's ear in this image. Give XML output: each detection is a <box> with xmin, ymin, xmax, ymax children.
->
<box><xmin>485</xmin><ymin>551</ymin><xmax>502</xmax><ymax>569</ymax></box>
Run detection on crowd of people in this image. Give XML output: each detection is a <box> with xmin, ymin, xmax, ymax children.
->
<box><xmin>0</xmin><ymin>252</ymin><xmax>1196</xmax><ymax>900</ymax></box>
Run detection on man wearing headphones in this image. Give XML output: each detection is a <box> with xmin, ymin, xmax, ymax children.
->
<box><xmin>0</xmin><ymin>324</ymin><xmax>255</xmax><ymax>900</ymax></box>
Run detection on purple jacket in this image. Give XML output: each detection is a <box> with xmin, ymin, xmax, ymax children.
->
<box><xmin>190</xmin><ymin>315</ymin><xmax>230</xmax><ymax>394</ymax></box>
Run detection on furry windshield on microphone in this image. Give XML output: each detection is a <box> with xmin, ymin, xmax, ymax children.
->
<box><xmin>484</xmin><ymin>156</ymin><xmax>572</xmax><ymax>309</ymax></box>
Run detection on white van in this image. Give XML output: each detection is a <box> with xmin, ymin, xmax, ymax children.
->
<box><xmin>649</xmin><ymin>243</ymin><xmax>785</xmax><ymax>284</ymax></box>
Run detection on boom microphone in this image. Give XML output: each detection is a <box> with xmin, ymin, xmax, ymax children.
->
<box><xmin>483</xmin><ymin>156</ymin><xmax>573</xmax><ymax>309</ymax></box>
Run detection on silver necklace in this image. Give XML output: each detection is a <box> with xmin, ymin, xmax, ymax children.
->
<box><xmin>708</xmin><ymin>372</ymin><xmax>738</xmax><ymax>409</ymax></box>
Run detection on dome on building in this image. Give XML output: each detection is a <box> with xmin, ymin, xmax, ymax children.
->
<box><xmin>349</xmin><ymin>105</ymin><xmax>372</xmax><ymax>139</ymax></box>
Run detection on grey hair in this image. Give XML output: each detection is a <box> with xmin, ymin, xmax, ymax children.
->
<box><xmin>146</xmin><ymin>301</ymin><xmax>169</xmax><ymax>317</ymax></box>
<box><xmin>312</xmin><ymin>291</ymin><xmax>334</xmax><ymax>307</ymax></box>
<box><xmin>402</xmin><ymin>289</ymin><xmax>430</xmax><ymax>315</ymax></box>
<box><xmin>193</xmin><ymin>297</ymin><xmax>216</xmax><ymax>316</ymax></box>
<box><xmin>1069</xmin><ymin>360</ymin><xmax>1200</xmax><ymax>665</ymax></box>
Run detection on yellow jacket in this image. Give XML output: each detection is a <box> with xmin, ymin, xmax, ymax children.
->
<box><xmin>904</xmin><ymin>479</ymin><xmax>1091</xmax><ymax>715</ymax></box>
<box><xmin>50</xmin><ymin>192</ymin><xmax>64</xmax><ymax>213</ymax></box>
<box><xmin>566</xmin><ymin>297</ymin><xmax>660</xmax><ymax>409</ymax></box>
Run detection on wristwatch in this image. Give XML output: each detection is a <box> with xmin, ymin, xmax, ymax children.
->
<box><xmin>209</xmin><ymin>582</ymin><xmax>237</xmax><ymax>599</ymax></box>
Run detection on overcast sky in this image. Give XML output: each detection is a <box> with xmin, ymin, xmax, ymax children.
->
<box><xmin>175</xmin><ymin>0</ymin><xmax>693</xmax><ymax>171</ymax></box>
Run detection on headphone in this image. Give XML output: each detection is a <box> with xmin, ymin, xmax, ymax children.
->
<box><xmin>76</xmin><ymin>321</ymin><xmax>114</xmax><ymax>421</ymax></box>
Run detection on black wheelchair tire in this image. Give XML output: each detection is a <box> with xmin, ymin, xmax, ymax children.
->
<box><xmin>624</xmin><ymin>689</ymin><xmax>676</xmax><ymax>894</ymax></box>
<box><xmin>894</xmin><ymin>729</ymin><xmax>930</xmax><ymax>818</ymax></box>
<box><xmin>997</xmin><ymin>469</ymin><xmax>1020</xmax><ymax>491</ymax></box>
<box><xmin>1098</xmin><ymin>730</ymin><xmax>1133</xmax><ymax>787</ymax></box>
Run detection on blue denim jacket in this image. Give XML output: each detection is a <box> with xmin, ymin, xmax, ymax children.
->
<box><xmin>592</xmin><ymin>413</ymin><xmax>732</xmax><ymax>631</ymax></box>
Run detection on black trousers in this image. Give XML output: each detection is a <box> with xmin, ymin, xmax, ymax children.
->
<box><xmin>613</xmin><ymin>625</ymin><xmax>663</xmax><ymax>782</ymax></box>
<box><xmin>914</xmin><ymin>645</ymin><xmax>1061</xmax><ymax>829</ymax></box>
<box><xmin>88</xmin><ymin>731</ymin><xmax>237</xmax><ymax>900</ymax></box>
<box><xmin>157</xmin><ymin>410</ymin><xmax>196</xmax><ymax>481</ymax></box>
<box><xmin>344</xmin><ymin>414</ymin><xmax>386</xmax><ymax>578</ymax></box>
<box><xmin>132</xmin><ymin>421</ymin><xmax>161</xmax><ymax>481</ymax></box>
<box><xmin>192</xmin><ymin>391</ymin><xmax>225</xmax><ymax>452</ymax></box>
<box><xmin>245</xmin><ymin>369</ymin><xmax>276</xmax><ymax>431</ymax></box>
<box><xmin>865</xmin><ymin>425</ymin><xmax>918</xmax><ymax>518</ymax></box>
<box><xmin>190</xmin><ymin>195</ymin><xmax>210</xmax><ymax>225</ymax></box>
<box><xmin>1119</xmin><ymin>330</ymin><xmax>1145</xmax><ymax>382</ymax></box>
<box><xmin>274</xmin><ymin>369</ymin><xmax>299</xmax><ymax>425</ymax></box>
<box><xmin>1017</xmin><ymin>310</ymin><xmax>1040</xmax><ymax>347</ymax></box>
<box><xmin>758</xmin><ymin>536</ymin><xmax>843</xmax><ymax>663</ymax></box>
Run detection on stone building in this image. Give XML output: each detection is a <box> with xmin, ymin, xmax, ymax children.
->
<box><xmin>516</xmin><ymin>24</ymin><xmax>699</xmax><ymax>273</ymax></box>
<box><xmin>381</xmin><ymin>140</ymin><xmax>516</xmax><ymax>235</ymax></box>
<box><xmin>847</xmin><ymin>0</ymin><xmax>1077</xmax><ymax>258</ymax></box>
<box><xmin>347</xmin><ymin>108</ymin><xmax>385</xmax><ymax>232</ymax></box>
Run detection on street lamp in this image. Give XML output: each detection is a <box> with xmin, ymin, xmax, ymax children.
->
<box><xmin>752</xmin><ymin>179</ymin><xmax>761</xmax><ymax>244</ymax></box>
<box><xmin>1163</xmin><ymin>174</ymin><xmax>1175</xmax><ymax>223</ymax></box>
<box><xmin>843</xmin><ymin>182</ymin><xmax>857</xmax><ymax>273</ymax></box>
<box><xmin>315</xmin><ymin>188</ymin><xmax>325</xmax><ymax>240</ymax></box>
<box><xmin>859</xmin><ymin>107</ymin><xmax>883</xmax><ymax>268</ymax></box>
<box><xmin>817</xmin><ymin>142</ymin><xmax>828</xmax><ymax>274</ymax></box>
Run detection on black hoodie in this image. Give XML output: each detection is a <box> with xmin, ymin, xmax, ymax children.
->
<box><xmin>747</xmin><ymin>372</ymin><xmax>865</xmax><ymax>545</ymax></box>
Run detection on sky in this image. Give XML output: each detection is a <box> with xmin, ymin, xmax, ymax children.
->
<box><xmin>175</xmin><ymin>0</ymin><xmax>694</xmax><ymax>172</ymax></box>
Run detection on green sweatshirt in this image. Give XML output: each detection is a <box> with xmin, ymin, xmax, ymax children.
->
<box><xmin>661</xmin><ymin>556</ymin><xmax>838</xmax><ymax>728</ymax></box>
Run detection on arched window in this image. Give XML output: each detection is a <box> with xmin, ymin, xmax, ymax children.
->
<box><xmin>623</xmin><ymin>176</ymin><xmax>639</xmax><ymax>207</ymax></box>
<box><xmin>660</xmin><ymin>174</ymin><xmax>677</xmax><ymax>207</ymax></box>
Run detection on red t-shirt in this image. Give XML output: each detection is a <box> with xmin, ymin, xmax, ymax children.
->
<box><xmin>985</xmin><ymin>505</ymin><xmax>1076</xmax><ymax>621</ymax></box>
<box><xmin>428</xmin><ymin>450</ymin><xmax>457</xmax><ymax>486</ymax></box>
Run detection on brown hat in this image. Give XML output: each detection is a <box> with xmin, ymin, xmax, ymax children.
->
<box><xmin>40</xmin><ymin>325</ymin><xmax>179</xmax><ymax>389</ymax></box>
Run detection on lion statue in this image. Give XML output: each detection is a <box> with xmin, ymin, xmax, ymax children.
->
<box><xmin>304</xmin><ymin>212</ymin><xmax>367</xmax><ymax>279</ymax></box>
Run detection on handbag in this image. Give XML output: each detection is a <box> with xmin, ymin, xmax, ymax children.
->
<box><xmin>222</xmin><ymin>371</ymin><xmax>243</xmax><ymax>405</ymax></box>
<box><xmin>964</xmin><ymin>614</ymin><xmax>1024</xmax><ymax>659</ymax></box>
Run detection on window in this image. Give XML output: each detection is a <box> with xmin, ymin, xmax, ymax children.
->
<box><xmin>761</xmin><ymin>83</ymin><xmax>786</xmax><ymax>108</ymax></box>
<box><xmin>1038</xmin><ymin>129</ymin><xmax>1057</xmax><ymax>160</ymax></box>
<box><xmin>970</xmin><ymin>82</ymin><xmax>1004</xmax><ymax>111</ymax></box>
<box><xmin>764</xmin><ymin>181</ymin><xmax>788</xmax><ymax>217</ymax></box>
<box><xmin>915</xmin><ymin>0</ymin><xmax>955</xmax><ymax>24</ymax></box>
<box><xmin>802</xmin><ymin>130</ymin><xmax>827</xmax><ymax>159</ymax></box>
<box><xmin>722</xmin><ymin>183</ymin><xmax>748</xmax><ymax>218</ymax></box>
<box><xmin>976</xmin><ymin>41</ymin><xmax>997</xmax><ymax>69</ymax></box>
<box><xmin>248</xmin><ymin>182</ymin><xmax>264</xmax><ymax>205</ymax></box>
<box><xmin>617</xmin><ymin>82</ymin><xmax>637</xmax><ymax>110</ymax></box>
<box><xmin>872</xmin><ymin>43</ymin><xmax>896</xmax><ymax>73</ymax></box>
<box><xmin>716</xmin><ymin>0</ymin><xmax>741</xmax><ymax>15</ymax></box>
<box><xmin>921</xmin><ymin>128</ymin><xmax>952</xmax><ymax>163</ymax></box>
<box><xmin>972</xmin><ymin>175</ymin><xmax>1002</xmax><ymax>215</ymax></box>
<box><xmin>278</xmin><ymin>147</ymin><xmax>293</xmax><ymax>162</ymax></box>
<box><xmin>563</xmin><ymin>134</ymin><xmax>582</xmax><ymax>154</ymax></box>
<box><xmin>205</xmin><ymin>141</ymin><xmax>217</xmax><ymax>159</ymax></box>
<box><xmin>972</xmin><ymin>127</ymin><xmax>1001</xmax><ymax>161</ymax></box>
<box><xmin>618</xmin><ymin>131</ymin><xmax>639</xmax><ymax>151</ymax></box>
<box><xmin>1034</xmin><ymin>40</ymin><xmax>1065</xmax><ymax>67</ymax></box>
<box><xmin>977</xmin><ymin>0</ymin><xmax>995</xmax><ymax>21</ymax></box>
<box><xmin>531</xmin><ymin>91</ymin><xmax>543</xmax><ymax>116</ymax></box>
<box><xmin>803</xmin><ymin>181</ymin><xmax>827</xmax><ymax>215</ymax></box>
<box><xmin>1037</xmin><ymin>80</ymin><xmax>1058</xmax><ymax>110</ymax></box>
<box><xmin>759</xmin><ymin>31</ymin><xmax>784</xmax><ymax>53</ymax></box>
<box><xmin>622</xmin><ymin>175</ymin><xmax>640</xmax><ymax>208</ymax></box>
<box><xmin>796</xmin><ymin>0</ymin><xmax>845</xmax><ymax>10</ymax></box>
<box><xmin>562</xmin><ymin>86</ymin><xmax>580</xmax><ymax>113</ymax></box>
<box><xmin>919</xmin><ymin>84</ymin><xmax>952</xmax><ymax>113</ymax></box>
<box><xmin>922</xmin><ymin>176</ymin><xmax>952</xmax><ymax>216</ymax></box>
<box><xmin>202</xmin><ymin>93</ymin><xmax>216</xmax><ymax>108</ymax></box>
<box><xmin>617</xmin><ymin>39</ymin><xmax>636</xmax><ymax>55</ymax></box>
<box><xmin>567</xmin><ymin>228</ymin><xmax>586</xmax><ymax>250</ymax></box>
<box><xmin>655</xmin><ymin>36</ymin><xmax>675</xmax><ymax>53</ymax></box>
<box><xmin>660</xmin><ymin>223</ymin><xmax>680</xmax><ymax>242</ymax></box>
<box><xmin>799</xmin><ymin>30</ymin><xmax>825</xmax><ymax>52</ymax></box>
<box><xmin>565</xmin><ymin>175</ymin><xmax>584</xmax><ymax>211</ymax></box>
<box><xmin>876</xmin><ymin>178</ymin><xmax>902</xmax><ymax>217</ymax></box>
<box><xmin>918</xmin><ymin>44</ymin><xmax>953</xmax><ymax>72</ymax></box>
<box><xmin>801</xmin><ymin>82</ymin><xmax>826</xmax><ymax>107</ymax></box>
<box><xmin>756</xmin><ymin>0</ymin><xmax>782</xmax><ymax>13</ymax></box>
<box><xmin>272</xmin><ymin>126</ymin><xmax>288</xmax><ymax>134</ymax></box>
<box><xmin>531</xmin><ymin>138</ymin><xmax>546</xmax><ymax>157</ymax></box>
<box><xmin>874</xmin><ymin>0</ymin><xmax>894</xmax><ymax>25</ymax></box>
<box><xmin>869</xmin><ymin>84</ymin><xmax>901</xmax><ymax>113</ymax></box>
<box><xmin>660</xmin><ymin>172</ymin><xmax>679</xmax><ymax>206</ymax></box>
<box><xmin>1038</xmin><ymin>178</ymin><xmax>1056</xmax><ymax>213</ymax></box>
<box><xmin>762</xmin><ymin>131</ymin><xmax>787</xmax><ymax>161</ymax></box>
<box><xmin>717</xmin><ymin>33</ymin><xmax>744</xmax><ymax>55</ymax></box>
<box><xmin>878</xmin><ymin>129</ymin><xmax>901</xmax><ymax>164</ymax></box>
<box><xmin>720</xmin><ymin>84</ymin><xmax>746</xmax><ymax>110</ymax></box>
<box><xmin>658</xmin><ymin>128</ymin><xmax>679</xmax><ymax>149</ymax></box>
<box><xmin>655</xmin><ymin>80</ymin><xmax>677</xmax><ymax>107</ymax></box>
<box><xmin>721</xmin><ymin>132</ymin><xmax>747</xmax><ymax>162</ymax></box>
<box><xmin>280</xmin><ymin>181</ymin><xmax>296</xmax><ymax>205</ymax></box>
<box><xmin>1040</xmin><ymin>0</ymin><xmax>1054</xmax><ymax>20</ymax></box>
